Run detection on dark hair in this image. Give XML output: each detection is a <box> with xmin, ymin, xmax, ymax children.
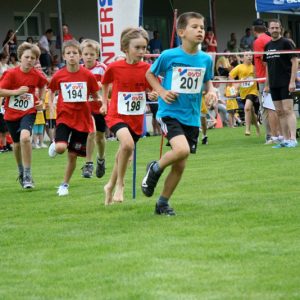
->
<box><xmin>2</xmin><ymin>29</ymin><xmax>17</xmax><ymax>46</ymax></box>
<box><xmin>177</xmin><ymin>12</ymin><xmax>204</xmax><ymax>30</ymax></box>
<box><xmin>0</xmin><ymin>52</ymin><xmax>8</xmax><ymax>60</ymax></box>
<box><xmin>26</xmin><ymin>36</ymin><xmax>34</xmax><ymax>43</ymax></box>
<box><xmin>45</xmin><ymin>29</ymin><xmax>53</xmax><ymax>34</ymax></box>
<box><xmin>268</xmin><ymin>19</ymin><xmax>281</xmax><ymax>26</ymax></box>
<box><xmin>9</xmin><ymin>52</ymin><xmax>18</xmax><ymax>61</ymax></box>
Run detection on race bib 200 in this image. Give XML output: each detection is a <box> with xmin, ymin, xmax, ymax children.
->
<box><xmin>8</xmin><ymin>93</ymin><xmax>34</xmax><ymax>111</ymax></box>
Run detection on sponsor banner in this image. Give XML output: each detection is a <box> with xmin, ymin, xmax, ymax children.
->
<box><xmin>256</xmin><ymin>0</ymin><xmax>300</xmax><ymax>13</ymax></box>
<box><xmin>97</xmin><ymin>0</ymin><xmax>141</xmax><ymax>64</ymax></box>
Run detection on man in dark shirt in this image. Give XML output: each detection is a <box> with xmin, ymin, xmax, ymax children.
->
<box><xmin>264</xmin><ymin>19</ymin><xmax>298</xmax><ymax>148</ymax></box>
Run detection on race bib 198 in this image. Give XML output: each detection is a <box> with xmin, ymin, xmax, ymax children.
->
<box><xmin>8</xmin><ymin>93</ymin><xmax>34</xmax><ymax>111</ymax></box>
<box><xmin>171</xmin><ymin>67</ymin><xmax>205</xmax><ymax>94</ymax></box>
<box><xmin>61</xmin><ymin>82</ymin><xmax>87</xmax><ymax>102</ymax></box>
<box><xmin>117</xmin><ymin>92</ymin><xmax>146</xmax><ymax>115</ymax></box>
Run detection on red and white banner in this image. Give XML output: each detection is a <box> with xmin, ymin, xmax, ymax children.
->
<box><xmin>97</xmin><ymin>0</ymin><xmax>141</xmax><ymax>64</ymax></box>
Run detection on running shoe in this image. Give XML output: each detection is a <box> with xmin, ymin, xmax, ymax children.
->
<box><xmin>57</xmin><ymin>183</ymin><xmax>69</xmax><ymax>196</ymax></box>
<box><xmin>40</xmin><ymin>143</ymin><xmax>48</xmax><ymax>149</ymax></box>
<box><xmin>272</xmin><ymin>141</ymin><xmax>288</xmax><ymax>149</ymax></box>
<box><xmin>96</xmin><ymin>157</ymin><xmax>105</xmax><ymax>178</ymax></box>
<box><xmin>154</xmin><ymin>203</ymin><xmax>176</xmax><ymax>216</ymax></box>
<box><xmin>17</xmin><ymin>174</ymin><xmax>23</xmax><ymax>188</ymax></box>
<box><xmin>285</xmin><ymin>140</ymin><xmax>298</xmax><ymax>148</ymax></box>
<box><xmin>141</xmin><ymin>161</ymin><xmax>162</xmax><ymax>197</ymax></box>
<box><xmin>81</xmin><ymin>163</ymin><xmax>94</xmax><ymax>178</ymax></box>
<box><xmin>48</xmin><ymin>142</ymin><xmax>57</xmax><ymax>158</ymax></box>
<box><xmin>202</xmin><ymin>135</ymin><xmax>208</xmax><ymax>145</ymax></box>
<box><xmin>23</xmin><ymin>175</ymin><xmax>34</xmax><ymax>189</ymax></box>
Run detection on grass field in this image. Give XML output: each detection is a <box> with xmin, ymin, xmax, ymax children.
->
<box><xmin>1</xmin><ymin>126</ymin><xmax>300</xmax><ymax>299</ymax></box>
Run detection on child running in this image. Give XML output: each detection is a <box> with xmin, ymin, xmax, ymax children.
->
<box><xmin>141</xmin><ymin>12</ymin><xmax>217</xmax><ymax>215</ymax></box>
<box><xmin>48</xmin><ymin>40</ymin><xmax>101</xmax><ymax>196</ymax></box>
<box><xmin>80</xmin><ymin>39</ymin><xmax>107</xmax><ymax>179</ymax></box>
<box><xmin>0</xmin><ymin>42</ymin><xmax>48</xmax><ymax>188</ymax></box>
<box><xmin>229</xmin><ymin>52</ymin><xmax>260</xmax><ymax>136</ymax></box>
<box><xmin>224</xmin><ymin>82</ymin><xmax>239</xmax><ymax>128</ymax></box>
<box><xmin>101</xmin><ymin>27</ymin><xmax>157</xmax><ymax>205</ymax></box>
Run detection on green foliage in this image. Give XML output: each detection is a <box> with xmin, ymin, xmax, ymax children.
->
<box><xmin>1</xmin><ymin>127</ymin><xmax>300</xmax><ymax>299</ymax></box>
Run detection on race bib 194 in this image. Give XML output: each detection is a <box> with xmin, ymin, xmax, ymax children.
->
<box><xmin>117</xmin><ymin>92</ymin><xmax>146</xmax><ymax>115</ymax></box>
<box><xmin>240</xmin><ymin>77</ymin><xmax>254</xmax><ymax>88</ymax></box>
<box><xmin>8</xmin><ymin>93</ymin><xmax>34</xmax><ymax>111</ymax></box>
<box><xmin>171</xmin><ymin>67</ymin><xmax>205</xmax><ymax>94</ymax></box>
<box><xmin>61</xmin><ymin>82</ymin><xmax>87</xmax><ymax>102</ymax></box>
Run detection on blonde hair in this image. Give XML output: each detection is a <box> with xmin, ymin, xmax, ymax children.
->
<box><xmin>120</xmin><ymin>27</ymin><xmax>149</xmax><ymax>52</ymax></box>
<box><xmin>80</xmin><ymin>39</ymin><xmax>100</xmax><ymax>56</ymax></box>
<box><xmin>62</xmin><ymin>40</ymin><xmax>81</xmax><ymax>55</ymax></box>
<box><xmin>17</xmin><ymin>42</ymin><xmax>41</xmax><ymax>60</ymax></box>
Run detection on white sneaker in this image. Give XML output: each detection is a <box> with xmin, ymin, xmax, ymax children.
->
<box><xmin>48</xmin><ymin>142</ymin><xmax>57</xmax><ymax>158</ymax></box>
<box><xmin>32</xmin><ymin>143</ymin><xmax>41</xmax><ymax>149</ymax></box>
<box><xmin>57</xmin><ymin>183</ymin><xmax>69</xmax><ymax>196</ymax></box>
<box><xmin>40</xmin><ymin>143</ymin><xmax>48</xmax><ymax>148</ymax></box>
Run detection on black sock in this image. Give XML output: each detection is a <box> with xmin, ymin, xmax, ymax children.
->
<box><xmin>157</xmin><ymin>196</ymin><xmax>169</xmax><ymax>207</ymax></box>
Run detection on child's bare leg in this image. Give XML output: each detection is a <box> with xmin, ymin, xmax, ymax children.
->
<box><xmin>244</xmin><ymin>100</ymin><xmax>253</xmax><ymax>135</ymax></box>
<box><xmin>104</xmin><ymin>149</ymin><xmax>119</xmax><ymax>205</ymax></box>
<box><xmin>113</xmin><ymin>128</ymin><xmax>134</xmax><ymax>202</ymax></box>
<box><xmin>63</xmin><ymin>152</ymin><xmax>77</xmax><ymax>184</ymax></box>
<box><xmin>251</xmin><ymin>110</ymin><xmax>260</xmax><ymax>136</ymax></box>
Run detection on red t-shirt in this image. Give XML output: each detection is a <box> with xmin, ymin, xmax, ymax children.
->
<box><xmin>63</xmin><ymin>34</ymin><xmax>73</xmax><ymax>41</ymax></box>
<box><xmin>0</xmin><ymin>67</ymin><xmax>48</xmax><ymax>121</ymax></box>
<box><xmin>84</xmin><ymin>61</ymin><xmax>106</xmax><ymax>114</ymax></box>
<box><xmin>48</xmin><ymin>66</ymin><xmax>100</xmax><ymax>133</ymax></box>
<box><xmin>253</xmin><ymin>33</ymin><xmax>272</xmax><ymax>82</ymax></box>
<box><xmin>101</xmin><ymin>60</ymin><xmax>151</xmax><ymax>136</ymax></box>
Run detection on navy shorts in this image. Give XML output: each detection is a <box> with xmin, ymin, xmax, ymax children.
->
<box><xmin>110</xmin><ymin>122</ymin><xmax>140</xmax><ymax>143</ymax></box>
<box><xmin>5</xmin><ymin>113</ymin><xmax>36</xmax><ymax>143</ymax></box>
<box><xmin>157</xmin><ymin>117</ymin><xmax>199</xmax><ymax>154</ymax></box>
<box><xmin>270</xmin><ymin>87</ymin><xmax>291</xmax><ymax>101</ymax></box>
<box><xmin>93</xmin><ymin>113</ymin><xmax>106</xmax><ymax>133</ymax></box>
<box><xmin>55</xmin><ymin>123</ymin><xmax>88</xmax><ymax>157</ymax></box>
<box><xmin>0</xmin><ymin>114</ymin><xmax>8</xmax><ymax>133</ymax></box>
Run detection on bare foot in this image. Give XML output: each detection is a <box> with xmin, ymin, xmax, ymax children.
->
<box><xmin>104</xmin><ymin>184</ymin><xmax>113</xmax><ymax>206</ymax></box>
<box><xmin>113</xmin><ymin>185</ymin><xmax>124</xmax><ymax>203</ymax></box>
<box><xmin>245</xmin><ymin>131</ymin><xmax>251</xmax><ymax>136</ymax></box>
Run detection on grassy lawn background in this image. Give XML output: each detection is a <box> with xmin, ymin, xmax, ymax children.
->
<box><xmin>0</xmin><ymin>126</ymin><xmax>300</xmax><ymax>299</ymax></box>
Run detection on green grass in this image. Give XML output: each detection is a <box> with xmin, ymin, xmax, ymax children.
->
<box><xmin>1</xmin><ymin>126</ymin><xmax>300</xmax><ymax>299</ymax></box>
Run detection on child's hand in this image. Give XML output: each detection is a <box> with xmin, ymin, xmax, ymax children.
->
<box><xmin>100</xmin><ymin>103</ymin><xmax>107</xmax><ymax>115</ymax></box>
<box><xmin>35</xmin><ymin>99</ymin><xmax>43</xmax><ymax>110</ymax></box>
<box><xmin>205</xmin><ymin>90</ymin><xmax>218</xmax><ymax>106</ymax></box>
<box><xmin>15</xmin><ymin>86</ymin><xmax>29</xmax><ymax>95</ymax></box>
<box><xmin>160</xmin><ymin>90</ymin><xmax>178</xmax><ymax>104</ymax></box>
<box><xmin>148</xmin><ymin>91</ymin><xmax>158</xmax><ymax>101</ymax></box>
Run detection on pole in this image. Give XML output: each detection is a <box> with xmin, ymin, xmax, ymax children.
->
<box><xmin>56</xmin><ymin>0</ymin><xmax>64</xmax><ymax>62</ymax></box>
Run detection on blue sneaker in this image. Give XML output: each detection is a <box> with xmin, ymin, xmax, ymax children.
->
<box><xmin>285</xmin><ymin>140</ymin><xmax>298</xmax><ymax>148</ymax></box>
<box><xmin>272</xmin><ymin>141</ymin><xmax>288</xmax><ymax>149</ymax></box>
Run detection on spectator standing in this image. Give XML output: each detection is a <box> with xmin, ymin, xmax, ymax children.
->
<box><xmin>240</xmin><ymin>28</ymin><xmax>254</xmax><ymax>51</ymax></box>
<box><xmin>63</xmin><ymin>24</ymin><xmax>74</xmax><ymax>41</ymax></box>
<box><xmin>2</xmin><ymin>29</ymin><xmax>17</xmax><ymax>57</ymax></box>
<box><xmin>227</xmin><ymin>33</ymin><xmax>238</xmax><ymax>52</ymax></box>
<box><xmin>283</xmin><ymin>30</ymin><xmax>296</xmax><ymax>47</ymax></box>
<box><xmin>148</xmin><ymin>30</ymin><xmax>163</xmax><ymax>54</ymax></box>
<box><xmin>204</xmin><ymin>26</ymin><xmax>217</xmax><ymax>52</ymax></box>
<box><xmin>264</xmin><ymin>19</ymin><xmax>298</xmax><ymax>148</ymax></box>
<box><xmin>38</xmin><ymin>29</ymin><xmax>53</xmax><ymax>75</ymax></box>
<box><xmin>0</xmin><ymin>52</ymin><xmax>9</xmax><ymax>77</ymax></box>
<box><xmin>252</xmin><ymin>18</ymin><xmax>280</xmax><ymax>143</ymax></box>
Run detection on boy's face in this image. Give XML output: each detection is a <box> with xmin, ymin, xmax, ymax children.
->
<box><xmin>178</xmin><ymin>18</ymin><xmax>205</xmax><ymax>46</ymax></box>
<box><xmin>82</xmin><ymin>47</ymin><xmax>97</xmax><ymax>68</ymax></box>
<box><xmin>243</xmin><ymin>53</ymin><xmax>253</xmax><ymax>63</ymax></box>
<box><xmin>63</xmin><ymin>46</ymin><xmax>80</xmax><ymax>65</ymax></box>
<box><xmin>20</xmin><ymin>49</ymin><xmax>37</xmax><ymax>71</ymax></box>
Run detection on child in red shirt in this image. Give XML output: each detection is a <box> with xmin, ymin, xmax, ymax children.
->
<box><xmin>48</xmin><ymin>40</ymin><xmax>101</xmax><ymax>196</ymax></box>
<box><xmin>80</xmin><ymin>39</ymin><xmax>107</xmax><ymax>179</ymax></box>
<box><xmin>101</xmin><ymin>27</ymin><xmax>157</xmax><ymax>205</ymax></box>
<box><xmin>0</xmin><ymin>42</ymin><xmax>48</xmax><ymax>189</ymax></box>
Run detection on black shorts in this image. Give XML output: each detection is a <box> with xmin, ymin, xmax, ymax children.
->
<box><xmin>158</xmin><ymin>117</ymin><xmax>199</xmax><ymax>154</ymax></box>
<box><xmin>110</xmin><ymin>122</ymin><xmax>140</xmax><ymax>143</ymax></box>
<box><xmin>93</xmin><ymin>113</ymin><xmax>106</xmax><ymax>133</ymax></box>
<box><xmin>270</xmin><ymin>87</ymin><xmax>291</xmax><ymax>101</ymax></box>
<box><xmin>5</xmin><ymin>113</ymin><xmax>36</xmax><ymax>143</ymax></box>
<box><xmin>55</xmin><ymin>123</ymin><xmax>88</xmax><ymax>157</ymax></box>
<box><xmin>0</xmin><ymin>114</ymin><xmax>8</xmax><ymax>133</ymax></box>
<box><xmin>244</xmin><ymin>94</ymin><xmax>260</xmax><ymax>115</ymax></box>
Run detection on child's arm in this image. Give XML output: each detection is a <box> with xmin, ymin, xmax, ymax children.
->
<box><xmin>47</xmin><ymin>89</ymin><xmax>56</xmax><ymax>119</ymax></box>
<box><xmin>204</xmin><ymin>80</ymin><xmax>218</xmax><ymax>106</ymax></box>
<box><xmin>145</xmin><ymin>69</ymin><xmax>177</xmax><ymax>104</ymax></box>
<box><xmin>36</xmin><ymin>86</ymin><xmax>46</xmax><ymax>110</ymax></box>
<box><xmin>0</xmin><ymin>86</ymin><xmax>29</xmax><ymax>97</ymax></box>
<box><xmin>100</xmin><ymin>83</ymin><xmax>109</xmax><ymax>115</ymax></box>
